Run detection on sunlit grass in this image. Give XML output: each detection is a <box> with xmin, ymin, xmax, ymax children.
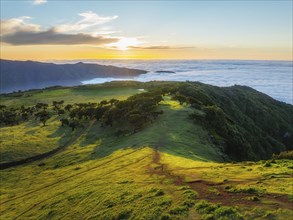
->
<box><xmin>0</xmin><ymin>116</ymin><xmax>76</xmax><ymax>163</ymax></box>
<box><xmin>0</xmin><ymin>86</ymin><xmax>140</xmax><ymax>108</ymax></box>
<box><xmin>1</xmin><ymin>144</ymin><xmax>292</xmax><ymax>219</ymax></box>
<box><xmin>0</xmin><ymin>84</ymin><xmax>292</xmax><ymax>219</ymax></box>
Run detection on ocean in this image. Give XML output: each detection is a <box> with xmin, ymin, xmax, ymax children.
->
<box><xmin>60</xmin><ymin>60</ymin><xmax>292</xmax><ymax>104</ymax></box>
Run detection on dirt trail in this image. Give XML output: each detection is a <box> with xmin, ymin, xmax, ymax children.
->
<box><xmin>148</xmin><ymin>146</ymin><xmax>183</xmax><ymax>185</ymax></box>
<box><xmin>148</xmin><ymin>147</ymin><xmax>293</xmax><ymax>210</ymax></box>
<box><xmin>0</xmin><ymin>120</ymin><xmax>96</xmax><ymax>170</ymax></box>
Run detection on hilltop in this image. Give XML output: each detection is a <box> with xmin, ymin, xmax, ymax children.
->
<box><xmin>0</xmin><ymin>60</ymin><xmax>147</xmax><ymax>93</ymax></box>
<box><xmin>0</xmin><ymin>81</ymin><xmax>292</xmax><ymax>219</ymax></box>
<box><xmin>1</xmin><ymin>81</ymin><xmax>291</xmax><ymax>163</ymax></box>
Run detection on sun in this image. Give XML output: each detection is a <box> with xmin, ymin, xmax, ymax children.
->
<box><xmin>107</xmin><ymin>37</ymin><xmax>141</xmax><ymax>51</ymax></box>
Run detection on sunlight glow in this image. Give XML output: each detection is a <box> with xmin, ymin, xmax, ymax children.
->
<box><xmin>106</xmin><ymin>37</ymin><xmax>142</xmax><ymax>51</ymax></box>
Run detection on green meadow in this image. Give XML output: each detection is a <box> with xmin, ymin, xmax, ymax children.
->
<box><xmin>0</xmin><ymin>82</ymin><xmax>292</xmax><ymax>219</ymax></box>
<box><xmin>0</xmin><ymin>85</ymin><xmax>141</xmax><ymax>107</ymax></box>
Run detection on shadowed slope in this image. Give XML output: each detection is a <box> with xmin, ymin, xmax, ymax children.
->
<box><xmin>92</xmin><ymin>97</ymin><xmax>225</xmax><ymax>162</ymax></box>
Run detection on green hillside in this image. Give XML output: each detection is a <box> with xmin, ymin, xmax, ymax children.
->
<box><xmin>0</xmin><ymin>84</ymin><xmax>141</xmax><ymax>163</ymax></box>
<box><xmin>0</xmin><ymin>81</ymin><xmax>292</xmax><ymax>219</ymax></box>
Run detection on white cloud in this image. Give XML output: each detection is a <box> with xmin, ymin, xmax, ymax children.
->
<box><xmin>2</xmin><ymin>28</ymin><xmax>118</xmax><ymax>45</ymax></box>
<box><xmin>33</xmin><ymin>0</ymin><xmax>47</xmax><ymax>5</ymax></box>
<box><xmin>0</xmin><ymin>12</ymin><xmax>183</xmax><ymax>50</ymax></box>
<box><xmin>57</xmin><ymin>11</ymin><xmax>118</xmax><ymax>33</ymax></box>
<box><xmin>0</xmin><ymin>14</ymin><xmax>119</xmax><ymax>46</ymax></box>
<box><xmin>0</xmin><ymin>17</ymin><xmax>40</xmax><ymax>35</ymax></box>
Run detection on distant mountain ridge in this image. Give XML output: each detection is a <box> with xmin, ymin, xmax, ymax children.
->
<box><xmin>0</xmin><ymin>59</ymin><xmax>147</xmax><ymax>93</ymax></box>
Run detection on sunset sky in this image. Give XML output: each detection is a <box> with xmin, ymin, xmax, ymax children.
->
<box><xmin>1</xmin><ymin>0</ymin><xmax>292</xmax><ymax>60</ymax></box>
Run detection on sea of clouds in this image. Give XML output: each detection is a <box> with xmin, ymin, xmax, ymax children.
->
<box><xmin>58</xmin><ymin>59</ymin><xmax>292</xmax><ymax>104</ymax></box>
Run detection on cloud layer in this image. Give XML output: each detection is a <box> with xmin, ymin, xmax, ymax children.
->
<box><xmin>2</xmin><ymin>28</ymin><xmax>117</xmax><ymax>45</ymax></box>
<box><xmin>0</xmin><ymin>14</ymin><xmax>118</xmax><ymax>46</ymax></box>
<box><xmin>1</xmin><ymin>11</ymin><xmax>190</xmax><ymax>50</ymax></box>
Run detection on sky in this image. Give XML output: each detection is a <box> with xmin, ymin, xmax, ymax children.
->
<box><xmin>0</xmin><ymin>0</ymin><xmax>292</xmax><ymax>60</ymax></box>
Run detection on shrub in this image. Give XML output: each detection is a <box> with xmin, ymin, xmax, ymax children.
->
<box><xmin>114</xmin><ymin>209</ymin><xmax>132</xmax><ymax>220</ymax></box>
<box><xmin>169</xmin><ymin>205</ymin><xmax>189</xmax><ymax>215</ymax></box>
<box><xmin>272</xmin><ymin>151</ymin><xmax>293</xmax><ymax>160</ymax></box>
<box><xmin>195</xmin><ymin>200</ymin><xmax>243</xmax><ymax>220</ymax></box>
<box><xmin>208</xmin><ymin>188</ymin><xmax>221</xmax><ymax>196</ymax></box>
<box><xmin>227</xmin><ymin>186</ymin><xmax>262</xmax><ymax>195</ymax></box>
<box><xmin>195</xmin><ymin>200</ymin><xmax>218</xmax><ymax>214</ymax></box>
<box><xmin>182</xmin><ymin>189</ymin><xmax>198</xmax><ymax>200</ymax></box>
<box><xmin>263</xmin><ymin>162</ymin><xmax>271</xmax><ymax>167</ymax></box>
<box><xmin>263</xmin><ymin>211</ymin><xmax>276</xmax><ymax>220</ymax></box>
<box><xmin>38</xmin><ymin>162</ymin><xmax>45</xmax><ymax>167</ymax></box>
<box><xmin>155</xmin><ymin>189</ymin><xmax>165</xmax><ymax>196</ymax></box>
<box><xmin>214</xmin><ymin>206</ymin><xmax>243</xmax><ymax>220</ymax></box>
<box><xmin>148</xmin><ymin>188</ymin><xmax>165</xmax><ymax>197</ymax></box>
<box><xmin>183</xmin><ymin>199</ymin><xmax>195</xmax><ymax>207</ymax></box>
<box><xmin>160</xmin><ymin>214</ymin><xmax>171</xmax><ymax>220</ymax></box>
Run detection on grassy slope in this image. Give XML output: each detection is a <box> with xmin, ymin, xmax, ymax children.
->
<box><xmin>1</xmin><ymin>146</ymin><xmax>292</xmax><ymax>219</ymax></box>
<box><xmin>0</xmin><ymin>86</ymin><xmax>140</xmax><ymax>108</ymax></box>
<box><xmin>92</xmin><ymin>96</ymin><xmax>224</xmax><ymax>162</ymax></box>
<box><xmin>0</xmin><ymin>82</ymin><xmax>292</xmax><ymax>219</ymax></box>
<box><xmin>0</xmin><ymin>85</ymin><xmax>141</xmax><ymax>163</ymax></box>
<box><xmin>0</xmin><ymin>116</ymin><xmax>76</xmax><ymax>163</ymax></box>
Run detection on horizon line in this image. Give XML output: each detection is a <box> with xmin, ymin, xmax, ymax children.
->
<box><xmin>1</xmin><ymin>58</ymin><xmax>292</xmax><ymax>62</ymax></box>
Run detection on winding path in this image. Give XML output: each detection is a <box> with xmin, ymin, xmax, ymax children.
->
<box><xmin>148</xmin><ymin>147</ymin><xmax>292</xmax><ymax>210</ymax></box>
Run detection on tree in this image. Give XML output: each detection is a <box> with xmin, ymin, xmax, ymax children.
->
<box><xmin>53</xmin><ymin>100</ymin><xmax>64</xmax><ymax>108</ymax></box>
<box><xmin>35</xmin><ymin>110</ymin><xmax>50</xmax><ymax>126</ymax></box>
<box><xmin>153</xmin><ymin>95</ymin><xmax>163</xmax><ymax>104</ymax></box>
<box><xmin>109</xmin><ymin>98</ymin><xmax>118</xmax><ymax>106</ymax></box>
<box><xmin>2</xmin><ymin>110</ymin><xmax>18</xmax><ymax>125</ymax></box>
<box><xmin>172</xmin><ymin>92</ymin><xmax>187</xmax><ymax>105</ymax></box>
<box><xmin>69</xmin><ymin>120</ymin><xmax>78</xmax><ymax>131</ymax></box>
<box><xmin>57</xmin><ymin>109</ymin><xmax>65</xmax><ymax>116</ymax></box>
<box><xmin>65</xmin><ymin>104</ymin><xmax>73</xmax><ymax>112</ymax></box>
<box><xmin>39</xmin><ymin>111</ymin><xmax>50</xmax><ymax>126</ymax></box>
<box><xmin>69</xmin><ymin>108</ymin><xmax>78</xmax><ymax>119</ymax></box>
<box><xmin>94</xmin><ymin>106</ymin><xmax>104</xmax><ymax>121</ymax></box>
<box><xmin>84</xmin><ymin>107</ymin><xmax>95</xmax><ymax>119</ymax></box>
<box><xmin>35</xmin><ymin>103</ymin><xmax>48</xmax><ymax>110</ymax></box>
<box><xmin>128</xmin><ymin>113</ymin><xmax>145</xmax><ymax>133</ymax></box>
<box><xmin>99</xmin><ymin>100</ymin><xmax>108</xmax><ymax>106</ymax></box>
<box><xmin>21</xmin><ymin>112</ymin><xmax>29</xmax><ymax>121</ymax></box>
<box><xmin>60</xmin><ymin>118</ymin><xmax>69</xmax><ymax>126</ymax></box>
